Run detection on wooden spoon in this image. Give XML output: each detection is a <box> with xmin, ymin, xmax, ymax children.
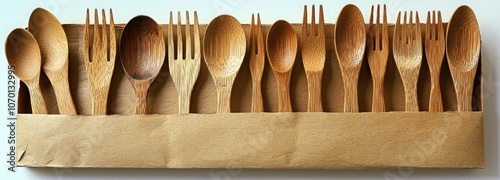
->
<box><xmin>203</xmin><ymin>15</ymin><xmax>246</xmax><ymax>113</ymax></box>
<box><xmin>266</xmin><ymin>20</ymin><xmax>297</xmax><ymax>112</ymax></box>
<box><xmin>5</xmin><ymin>29</ymin><xmax>48</xmax><ymax>114</ymax></box>
<box><xmin>446</xmin><ymin>5</ymin><xmax>481</xmax><ymax>111</ymax></box>
<box><xmin>120</xmin><ymin>16</ymin><xmax>165</xmax><ymax>114</ymax></box>
<box><xmin>28</xmin><ymin>8</ymin><xmax>76</xmax><ymax>115</ymax></box>
<box><xmin>334</xmin><ymin>4</ymin><xmax>366</xmax><ymax>112</ymax></box>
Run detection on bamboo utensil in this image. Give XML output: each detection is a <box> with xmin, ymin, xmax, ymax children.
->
<box><xmin>266</xmin><ymin>20</ymin><xmax>297</xmax><ymax>112</ymax></box>
<box><xmin>28</xmin><ymin>8</ymin><xmax>77</xmax><ymax>115</ymax></box>
<box><xmin>334</xmin><ymin>4</ymin><xmax>365</xmax><ymax>112</ymax></box>
<box><xmin>425</xmin><ymin>10</ymin><xmax>445</xmax><ymax>112</ymax></box>
<box><xmin>120</xmin><ymin>16</ymin><xmax>165</xmax><ymax>114</ymax></box>
<box><xmin>367</xmin><ymin>4</ymin><xmax>389</xmax><ymax>112</ymax></box>
<box><xmin>168</xmin><ymin>11</ymin><xmax>201</xmax><ymax>114</ymax></box>
<box><xmin>249</xmin><ymin>13</ymin><xmax>265</xmax><ymax>113</ymax></box>
<box><xmin>203</xmin><ymin>15</ymin><xmax>246</xmax><ymax>113</ymax></box>
<box><xmin>446</xmin><ymin>6</ymin><xmax>481</xmax><ymax>111</ymax></box>
<box><xmin>83</xmin><ymin>9</ymin><xmax>116</xmax><ymax>115</ymax></box>
<box><xmin>5</xmin><ymin>29</ymin><xmax>48</xmax><ymax>114</ymax></box>
<box><xmin>301</xmin><ymin>5</ymin><xmax>325</xmax><ymax>112</ymax></box>
<box><xmin>393</xmin><ymin>11</ymin><xmax>422</xmax><ymax>112</ymax></box>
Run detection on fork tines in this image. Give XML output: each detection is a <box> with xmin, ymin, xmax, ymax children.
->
<box><xmin>368</xmin><ymin>4</ymin><xmax>388</xmax><ymax>51</ymax></box>
<box><xmin>168</xmin><ymin>11</ymin><xmax>200</xmax><ymax>61</ymax></box>
<box><xmin>84</xmin><ymin>8</ymin><xmax>115</xmax><ymax>63</ymax></box>
<box><xmin>395</xmin><ymin>11</ymin><xmax>421</xmax><ymax>45</ymax></box>
<box><xmin>302</xmin><ymin>5</ymin><xmax>324</xmax><ymax>37</ymax></box>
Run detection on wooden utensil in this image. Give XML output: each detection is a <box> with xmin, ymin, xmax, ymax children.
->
<box><xmin>28</xmin><ymin>8</ymin><xmax>77</xmax><ymax>115</ymax></box>
<box><xmin>425</xmin><ymin>10</ymin><xmax>445</xmax><ymax>112</ymax></box>
<box><xmin>266</xmin><ymin>20</ymin><xmax>297</xmax><ymax>112</ymax></box>
<box><xmin>249</xmin><ymin>13</ymin><xmax>265</xmax><ymax>113</ymax></box>
<box><xmin>83</xmin><ymin>9</ymin><xmax>116</xmax><ymax>115</ymax></box>
<box><xmin>334</xmin><ymin>4</ymin><xmax>365</xmax><ymax>112</ymax></box>
<box><xmin>302</xmin><ymin>5</ymin><xmax>325</xmax><ymax>112</ymax></box>
<box><xmin>120</xmin><ymin>16</ymin><xmax>165</xmax><ymax>114</ymax></box>
<box><xmin>203</xmin><ymin>15</ymin><xmax>246</xmax><ymax>113</ymax></box>
<box><xmin>446</xmin><ymin>6</ymin><xmax>481</xmax><ymax>111</ymax></box>
<box><xmin>5</xmin><ymin>29</ymin><xmax>48</xmax><ymax>114</ymax></box>
<box><xmin>168</xmin><ymin>11</ymin><xmax>201</xmax><ymax>114</ymax></box>
<box><xmin>367</xmin><ymin>4</ymin><xmax>389</xmax><ymax>112</ymax></box>
<box><xmin>393</xmin><ymin>11</ymin><xmax>422</xmax><ymax>112</ymax></box>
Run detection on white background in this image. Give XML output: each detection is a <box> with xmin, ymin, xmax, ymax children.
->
<box><xmin>1</xmin><ymin>0</ymin><xmax>499</xmax><ymax>179</ymax></box>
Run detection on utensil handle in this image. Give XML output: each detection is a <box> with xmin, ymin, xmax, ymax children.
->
<box><xmin>403</xmin><ymin>83</ymin><xmax>419</xmax><ymax>112</ymax></box>
<box><xmin>343</xmin><ymin>75</ymin><xmax>359</xmax><ymax>112</ymax></box>
<box><xmin>306</xmin><ymin>72</ymin><xmax>323</xmax><ymax>112</ymax></box>
<box><xmin>457</xmin><ymin>80</ymin><xmax>474</xmax><ymax>112</ymax></box>
<box><xmin>216</xmin><ymin>84</ymin><xmax>232</xmax><ymax>113</ymax></box>
<box><xmin>429</xmin><ymin>74</ymin><xmax>443</xmax><ymax>112</ymax></box>
<box><xmin>178</xmin><ymin>87</ymin><xmax>192</xmax><ymax>114</ymax></box>
<box><xmin>276</xmin><ymin>74</ymin><xmax>292</xmax><ymax>112</ymax></box>
<box><xmin>372</xmin><ymin>77</ymin><xmax>386</xmax><ymax>112</ymax></box>
<box><xmin>135</xmin><ymin>88</ymin><xmax>148</xmax><ymax>114</ymax></box>
<box><xmin>251</xmin><ymin>79</ymin><xmax>264</xmax><ymax>113</ymax></box>
<box><xmin>52</xmin><ymin>77</ymin><xmax>77</xmax><ymax>115</ymax></box>
<box><xmin>26</xmin><ymin>82</ymin><xmax>48</xmax><ymax>114</ymax></box>
<box><xmin>91</xmin><ymin>88</ymin><xmax>109</xmax><ymax>115</ymax></box>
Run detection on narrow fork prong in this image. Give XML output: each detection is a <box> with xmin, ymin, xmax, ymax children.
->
<box><xmin>193</xmin><ymin>11</ymin><xmax>200</xmax><ymax>59</ymax></box>
<box><xmin>403</xmin><ymin>11</ymin><xmax>407</xmax><ymax>43</ymax></box>
<box><xmin>437</xmin><ymin>11</ymin><xmax>443</xmax><ymax>41</ymax></box>
<box><xmin>311</xmin><ymin>5</ymin><xmax>316</xmax><ymax>36</ymax></box>
<box><xmin>109</xmin><ymin>8</ymin><xmax>115</xmax><ymax>62</ymax></box>
<box><xmin>185</xmin><ymin>11</ymin><xmax>191</xmax><ymax>59</ymax></box>
<box><xmin>395</xmin><ymin>11</ymin><xmax>401</xmax><ymax>41</ymax></box>
<box><xmin>92</xmin><ymin>9</ymin><xmax>100</xmax><ymax>63</ymax></box>
<box><xmin>101</xmin><ymin>9</ymin><xmax>108</xmax><ymax>63</ymax></box>
<box><xmin>257</xmin><ymin>13</ymin><xmax>264</xmax><ymax>54</ymax></box>
<box><xmin>84</xmin><ymin>9</ymin><xmax>90</xmax><ymax>62</ymax></box>
<box><xmin>375</xmin><ymin>4</ymin><xmax>380</xmax><ymax>51</ymax></box>
<box><xmin>369</xmin><ymin>5</ymin><xmax>374</xmax><ymax>50</ymax></box>
<box><xmin>426</xmin><ymin>11</ymin><xmax>431</xmax><ymax>40</ymax></box>
<box><xmin>177</xmin><ymin>11</ymin><xmax>183</xmax><ymax>60</ymax></box>
<box><xmin>415</xmin><ymin>12</ymin><xmax>421</xmax><ymax>42</ymax></box>
<box><xmin>250</xmin><ymin>13</ymin><xmax>256</xmax><ymax>54</ymax></box>
<box><xmin>318</xmin><ymin>5</ymin><xmax>324</xmax><ymax>35</ymax></box>
<box><xmin>302</xmin><ymin>5</ymin><xmax>307</xmax><ymax>36</ymax></box>
<box><xmin>168</xmin><ymin>11</ymin><xmax>175</xmax><ymax>61</ymax></box>
<box><xmin>432</xmin><ymin>10</ymin><xmax>437</xmax><ymax>40</ymax></box>
<box><xmin>382</xmin><ymin>5</ymin><xmax>388</xmax><ymax>49</ymax></box>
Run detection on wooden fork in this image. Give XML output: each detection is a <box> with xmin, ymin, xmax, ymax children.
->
<box><xmin>425</xmin><ymin>11</ymin><xmax>445</xmax><ymax>112</ymax></box>
<box><xmin>393</xmin><ymin>11</ymin><xmax>422</xmax><ymax>112</ymax></box>
<box><xmin>168</xmin><ymin>11</ymin><xmax>201</xmax><ymax>114</ymax></box>
<box><xmin>301</xmin><ymin>5</ymin><xmax>325</xmax><ymax>112</ymax></box>
<box><xmin>249</xmin><ymin>13</ymin><xmax>265</xmax><ymax>113</ymax></box>
<box><xmin>84</xmin><ymin>9</ymin><xmax>116</xmax><ymax>115</ymax></box>
<box><xmin>367</xmin><ymin>4</ymin><xmax>389</xmax><ymax>112</ymax></box>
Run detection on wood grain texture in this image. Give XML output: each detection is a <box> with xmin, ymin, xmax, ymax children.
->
<box><xmin>334</xmin><ymin>4</ymin><xmax>366</xmax><ymax>112</ymax></box>
<box><xmin>249</xmin><ymin>14</ymin><xmax>265</xmax><ymax>113</ymax></box>
<box><xmin>84</xmin><ymin>9</ymin><xmax>116</xmax><ymax>115</ymax></box>
<box><xmin>168</xmin><ymin>11</ymin><xmax>201</xmax><ymax>114</ymax></box>
<box><xmin>425</xmin><ymin>11</ymin><xmax>445</xmax><ymax>112</ymax></box>
<box><xmin>203</xmin><ymin>15</ymin><xmax>246</xmax><ymax>113</ymax></box>
<box><xmin>446</xmin><ymin>6</ymin><xmax>480</xmax><ymax>112</ymax></box>
<box><xmin>301</xmin><ymin>5</ymin><xmax>325</xmax><ymax>112</ymax></box>
<box><xmin>5</xmin><ymin>29</ymin><xmax>48</xmax><ymax>114</ymax></box>
<box><xmin>393</xmin><ymin>11</ymin><xmax>422</xmax><ymax>112</ymax></box>
<box><xmin>120</xmin><ymin>15</ymin><xmax>165</xmax><ymax>114</ymax></box>
<box><xmin>267</xmin><ymin>20</ymin><xmax>297</xmax><ymax>112</ymax></box>
<box><xmin>367</xmin><ymin>5</ymin><xmax>389</xmax><ymax>112</ymax></box>
<box><xmin>28</xmin><ymin>8</ymin><xmax>76</xmax><ymax>115</ymax></box>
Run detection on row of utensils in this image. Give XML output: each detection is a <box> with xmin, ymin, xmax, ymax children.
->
<box><xmin>5</xmin><ymin>4</ymin><xmax>480</xmax><ymax>115</ymax></box>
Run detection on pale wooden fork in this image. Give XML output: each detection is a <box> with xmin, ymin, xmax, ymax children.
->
<box><xmin>249</xmin><ymin>13</ymin><xmax>265</xmax><ymax>113</ymax></box>
<box><xmin>84</xmin><ymin>9</ymin><xmax>116</xmax><ymax>115</ymax></box>
<box><xmin>168</xmin><ymin>11</ymin><xmax>201</xmax><ymax>114</ymax></box>
<box><xmin>367</xmin><ymin>4</ymin><xmax>389</xmax><ymax>112</ymax></box>
<box><xmin>393</xmin><ymin>11</ymin><xmax>422</xmax><ymax>112</ymax></box>
<box><xmin>425</xmin><ymin>11</ymin><xmax>445</xmax><ymax>112</ymax></box>
<box><xmin>301</xmin><ymin>4</ymin><xmax>325</xmax><ymax>112</ymax></box>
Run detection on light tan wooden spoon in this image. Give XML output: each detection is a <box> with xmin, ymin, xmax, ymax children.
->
<box><xmin>28</xmin><ymin>8</ymin><xmax>76</xmax><ymax>115</ymax></box>
<box><xmin>334</xmin><ymin>4</ymin><xmax>366</xmax><ymax>112</ymax></box>
<box><xmin>203</xmin><ymin>15</ymin><xmax>246</xmax><ymax>113</ymax></box>
<box><xmin>5</xmin><ymin>28</ymin><xmax>48</xmax><ymax>114</ymax></box>
<box><xmin>120</xmin><ymin>16</ymin><xmax>165</xmax><ymax>114</ymax></box>
<box><xmin>446</xmin><ymin>5</ymin><xmax>481</xmax><ymax>111</ymax></box>
<box><xmin>266</xmin><ymin>20</ymin><xmax>297</xmax><ymax>112</ymax></box>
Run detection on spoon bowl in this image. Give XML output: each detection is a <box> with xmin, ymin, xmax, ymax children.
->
<box><xmin>446</xmin><ymin>5</ymin><xmax>481</xmax><ymax>111</ymax></box>
<box><xmin>5</xmin><ymin>28</ymin><xmax>47</xmax><ymax>114</ymax></box>
<box><xmin>334</xmin><ymin>4</ymin><xmax>366</xmax><ymax>112</ymax></box>
<box><xmin>120</xmin><ymin>15</ymin><xmax>165</xmax><ymax>114</ymax></box>
<box><xmin>266</xmin><ymin>20</ymin><xmax>297</xmax><ymax>112</ymax></box>
<box><xmin>28</xmin><ymin>7</ymin><xmax>76</xmax><ymax>115</ymax></box>
<box><xmin>203</xmin><ymin>15</ymin><xmax>246</xmax><ymax>113</ymax></box>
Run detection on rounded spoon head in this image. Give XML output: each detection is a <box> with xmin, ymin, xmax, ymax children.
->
<box><xmin>266</xmin><ymin>20</ymin><xmax>297</xmax><ymax>73</ymax></box>
<box><xmin>334</xmin><ymin>4</ymin><xmax>366</xmax><ymax>67</ymax></box>
<box><xmin>28</xmin><ymin>7</ymin><xmax>68</xmax><ymax>72</ymax></box>
<box><xmin>5</xmin><ymin>28</ymin><xmax>42</xmax><ymax>80</ymax></box>
<box><xmin>120</xmin><ymin>15</ymin><xmax>165</xmax><ymax>80</ymax></box>
<box><xmin>203</xmin><ymin>15</ymin><xmax>246</xmax><ymax>78</ymax></box>
<box><xmin>446</xmin><ymin>5</ymin><xmax>481</xmax><ymax>72</ymax></box>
